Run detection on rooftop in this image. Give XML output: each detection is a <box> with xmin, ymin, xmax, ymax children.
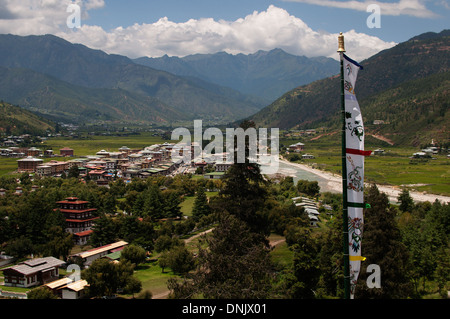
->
<box><xmin>5</xmin><ymin>257</ymin><xmax>65</xmax><ymax>276</ymax></box>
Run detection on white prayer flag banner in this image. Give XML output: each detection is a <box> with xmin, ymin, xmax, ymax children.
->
<box><xmin>343</xmin><ymin>54</ymin><xmax>370</xmax><ymax>298</ymax></box>
<box><xmin>344</xmin><ymin>54</ymin><xmax>365</xmax><ymax>151</ymax></box>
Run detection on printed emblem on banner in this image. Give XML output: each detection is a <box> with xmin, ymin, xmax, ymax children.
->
<box><xmin>346</xmin><ymin>63</ymin><xmax>352</xmax><ymax>77</ymax></box>
<box><xmin>344</xmin><ymin>80</ymin><xmax>354</xmax><ymax>94</ymax></box>
<box><xmin>348</xmin><ymin>217</ymin><xmax>363</xmax><ymax>253</ymax></box>
<box><xmin>346</xmin><ymin>112</ymin><xmax>364</xmax><ymax>142</ymax></box>
<box><xmin>347</xmin><ymin>156</ymin><xmax>363</xmax><ymax>192</ymax></box>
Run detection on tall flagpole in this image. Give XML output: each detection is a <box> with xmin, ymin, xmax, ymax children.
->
<box><xmin>338</xmin><ymin>32</ymin><xmax>350</xmax><ymax>300</ymax></box>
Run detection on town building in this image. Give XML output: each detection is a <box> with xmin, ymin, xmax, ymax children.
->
<box><xmin>26</xmin><ymin>147</ymin><xmax>42</xmax><ymax>157</ymax></box>
<box><xmin>55</xmin><ymin>197</ymin><xmax>99</xmax><ymax>245</ymax></box>
<box><xmin>2</xmin><ymin>257</ymin><xmax>65</xmax><ymax>288</ymax></box>
<box><xmin>70</xmin><ymin>241</ymin><xmax>128</xmax><ymax>268</ymax></box>
<box><xmin>17</xmin><ymin>156</ymin><xmax>44</xmax><ymax>172</ymax></box>
<box><xmin>36</xmin><ymin>165</ymin><xmax>52</xmax><ymax>177</ymax></box>
<box><xmin>288</xmin><ymin>142</ymin><xmax>305</xmax><ymax>152</ymax></box>
<box><xmin>60</xmin><ymin>147</ymin><xmax>74</xmax><ymax>157</ymax></box>
<box><xmin>215</xmin><ymin>162</ymin><xmax>233</xmax><ymax>172</ymax></box>
<box><xmin>45</xmin><ymin>278</ymin><xmax>88</xmax><ymax>299</ymax></box>
<box><xmin>302</xmin><ymin>154</ymin><xmax>315</xmax><ymax>159</ymax></box>
<box><xmin>204</xmin><ymin>172</ymin><xmax>225</xmax><ymax>179</ymax></box>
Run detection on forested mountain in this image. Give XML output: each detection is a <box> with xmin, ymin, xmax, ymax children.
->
<box><xmin>134</xmin><ymin>49</ymin><xmax>338</xmax><ymax>103</ymax></box>
<box><xmin>249</xmin><ymin>30</ymin><xmax>449</xmax><ymax>146</ymax></box>
<box><xmin>0</xmin><ymin>66</ymin><xmax>187</xmax><ymax>124</ymax></box>
<box><xmin>0</xmin><ymin>100</ymin><xmax>55</xmax><ymax>135</ymax></box>
<box><xmin>0</xmin><ymin>34</ymin><xmax>261</xmax><ymax>124</ymax></box>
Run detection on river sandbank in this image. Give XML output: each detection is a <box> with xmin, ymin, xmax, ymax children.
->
<box><xmin>279</xmin><ymin>159</ymin><xmax>450</xmax><ymax>204</ymax></box>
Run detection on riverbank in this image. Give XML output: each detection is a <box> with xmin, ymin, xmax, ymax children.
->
<box><xmin>280</xmin><ymin>159</ymin><xmax>450</xmax><ymax>204</ymax></box>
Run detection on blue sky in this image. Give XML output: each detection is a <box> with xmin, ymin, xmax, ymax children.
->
<box><xmin>0</xmin><ymin>0</ymin><xmax>448</xmax><ymax>61</ymax></box>
<box><xmin>87</xmin><ymin>0</ymin><xmax>448</xmax><ymax>43</ymax></box>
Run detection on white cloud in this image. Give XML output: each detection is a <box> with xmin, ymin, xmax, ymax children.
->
<box><xmin>0</xmin><ymin>0</ymin><xmax>104</xmax><ymax>35</ymax></box>
<box><xmin>283</xmin><ymin>0</ymin><xmax>438</xmax><ymax>18</ymax></box>
<box><xmin>0</xmin><ymin>2</ymin><xmax>396</xmax><ymax>61</ymax></box>
<box><xmin>59</xmin><ymin>5</ymin><xmax>396</xmax><ymax>61</ymax></box>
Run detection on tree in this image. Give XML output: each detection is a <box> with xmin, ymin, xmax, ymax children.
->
<box><xmin>123</xmin><ymin>276</ymin><xmax>142</xmax><ymax>298</ymax></box>
<box><xmin>355</xmin><ymin>185</ymin><xmax>413</xmax><ymax>299</ymax></box>
<box><xmin>192</xmin><ymin>187</ymin><xmax>211</xmax><ymax>221</ymax></box>
<box><xmin>283</xmin><ymin>227</ymin><xmax>321</xmax><ymax>298</ymax></box>
<box><xmin>296</xmin><ymin>180</ymin><xmax>320</xmax><ymax>197</ymax></box>
<box><xmin>89</xmin><ymin>215</ymin><xmax>118</xmax><ymax>247</ymax></box>
<box><xmin>68</xmin><ymin>165</ymin><xmax>80</xmax><ymax>179</ymax></box>
<box><xmin>120</xmin><ymin>244</ymin><xmax>147</xmax><ymax>267</ymax></box>
<box><xmin>397</xmin><ymin>188</ymin><xmax>414</xmax><ymax>212</ymax></box>
<box><xmin>168</xmin><ymin>213</ymin><xmax>275</xmax><ymax>299</ymax></box>
<box><xmin>161</xmin><ymin>245</ymin><xmax>196</xmax><ymax>275</ymax></box>
<box><xmin>218</xmin><ymin>121</ymin><xmax>269</xmax><ymax>236</ymax></box>
<box><xmin>27</xmin><ymin>286</ymin><xmax>58</xmax><ymax>299</ymax></box>
<box><xmin>41</xmin><ymin>226</ymin><xmax>73</xmax><ymax>260</ymax></box>
<box><xmin>83</xmin><ymin>259</ymin><xmax>135</xmax><ymax>298</ymax></box>
<box><xmin>4</xmin><ymin>235</ymin><xmax>34</xmax><ymax>259</ymax></box>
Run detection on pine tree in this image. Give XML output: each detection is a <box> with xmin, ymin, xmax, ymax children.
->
<box><xmin>168</xmin><ymin>213</ymin><xmax>275</xmax><ymax>298</ymax></box>
<box><xmin>355</xmin><ymin>184</ymin><xmax>413</xmax><ymax>298</ymax></box>
<box><xmin>218</xmin><ymin>120</ymin><xmax>269</xmax><ymax>236</ymax></box>
<box><xmin>192</xmin><ymin>187</ymin><xmax>211</xmax><ymax>221</ymax></box>
<box><xmin>397</xmin><ymin>188</ymin><xmax>414</xmax><ymax>212</ymax></box>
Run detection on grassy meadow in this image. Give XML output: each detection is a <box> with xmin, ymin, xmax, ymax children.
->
<box><xmin>281</xmin><ymin>133</ymin><xmax>449</xmax><ymax>196</ymax></box>
<box><xmin>41</xmin><ymin>132</ymin><xmax>171</xmax><ymax>156</ymax></box>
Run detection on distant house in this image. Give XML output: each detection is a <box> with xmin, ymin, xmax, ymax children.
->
<box><xmin>118</xmin><ymin>146</ymin><xmax>131</xmax><ymax>154</ymax></box>
<box><xmin>61</xmin><ymin>279</ymin><xmax>88</xmax><ymax>299</ymax></box>
<box><xmin>44</xmin><ymin>149</ymin><xmax>54</xmax><ymax>157</ymax></box>
<box><xmin>60</xmin><ymin>147</ymin><xmax>74</xmax><ymax>157</ymax></box>
<box><xmin>17</xmin><ymin>156</ymin><xmax>43</xmax><ymax>172</ymax></box>
<box><xmin>215</xmin><ymin>162</ymin><xmax>233</xmax><ymax>172</ymax></box>
<box><xmin>36</xmin><ymin>165</ymin><xmax>52</xmax><ymax>177</ymax></box>
<box><xmin>373</xmin><ymin>149</ymin><xmax>385</xmax><ymax>155</ymax></box>
<box><xmin>412</xmin><ymin>152</ymin><xmax>430</xmax><ymax>159</ymax></box>
<box><xmin>302</xmin><ymin>154</ymin><xmax>315</xmax><ymax>159</ymax></box>
<box><xmin>45</xmin><ymin>278</ymin><xmax>88</xmax><ymax>299</ymax></box>
<box><xmin>69</xmin><ymin>241</ymin><xmax>128</xmax><ymax>268</ymax></box>
<box><xmin>288</xmin><ymin>142</ymin><xmax>305</xmax><ymax>153</ymax></box>
<box><xmin>26</xmin><ymin>147</ymin><xmax>42</xmax><ymax>157</ymax></box>
<box><xmin>96</xmin><ymin>150</ymin><xmax>110</xmax><ymax>157</ymax></box>
<box><xmin>3</xmin><ymin>257</ymin><xmax>65</xmax><ymax>288</ymax></box>
<box><xmin>204</xmin><ymin>172</ymin><xmax>225</xmax><ymax>179</ymax></box>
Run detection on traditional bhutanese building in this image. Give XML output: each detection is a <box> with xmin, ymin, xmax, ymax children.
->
<box><xmin>55</xmin><ymin>197</ymin><xmax>99</xmax><ymax>245</ymax></box>
<box><xmin>17</xmin><ymin>156</ymin><xmax>44</xmax><ymax>172</ymax></box>
<box><xmin>60</xmin><ymin>147</ymin><xmax>74</xmax><ymax>157</ymax></box>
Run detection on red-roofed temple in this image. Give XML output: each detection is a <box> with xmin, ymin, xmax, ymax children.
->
<box><xmin>55</xmin><ymin>197</ymin><xmax>99</xmax><ymax>245</ymax></box>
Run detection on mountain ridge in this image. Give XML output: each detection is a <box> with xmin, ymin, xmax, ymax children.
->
<box><xmin>249</xmin><ymin>30</ymin><xmax>450</xmax><ymax>146</ymax></box>
<box><xmin>133</xmin><ymin>48</ymin><xmax>339</xmax><ymax>103</ymax></box>
<box><xmin>0</xmin><ymin>34</ymin><xmax>261</xmax><ymax>124</ymax></box>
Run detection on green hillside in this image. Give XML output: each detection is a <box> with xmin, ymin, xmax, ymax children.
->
<box><xmin>0</xmin><ymin>100</ymin><xmax>55</xmax><ymax>135</ymax></box>
<box><xmin>360</xmin><ymin>72</ymin><xmax>449</xmax><ymax>146</ymax></box>
<box><xmin>0</xmin><ymin>67</ymin><xmax>185</xmax><ymax>124</ymax></box>
<box><xmin>250</xmin><ymin>30</ymin><xmax>450</xmax><ymax>146</ymax></box>
<box><xmin>0</xmin><ymin>34</ymin><xmax>261</xmax><ymax>124</ymax></box>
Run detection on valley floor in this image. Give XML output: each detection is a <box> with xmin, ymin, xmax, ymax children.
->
<box><xmin>280</xmin><ymin>159</ymin><xmax>450</xmax><ymax>204</ymax></box>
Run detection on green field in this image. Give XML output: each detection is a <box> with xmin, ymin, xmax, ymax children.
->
<box><xmin>282</xmin><ymin>134</ymin><xmax>450</xmax><ymax>196</ymax></box>
<box><xmin>41</xmin><ymin>132</ymin><xmax>172</xmax><ymax>156</ymax></box>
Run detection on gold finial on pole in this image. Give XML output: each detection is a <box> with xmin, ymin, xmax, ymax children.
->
<box><xmin>337</xmin><ymin>32</ymin><xmax>346</xmax><ymax>53</ymax></box>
